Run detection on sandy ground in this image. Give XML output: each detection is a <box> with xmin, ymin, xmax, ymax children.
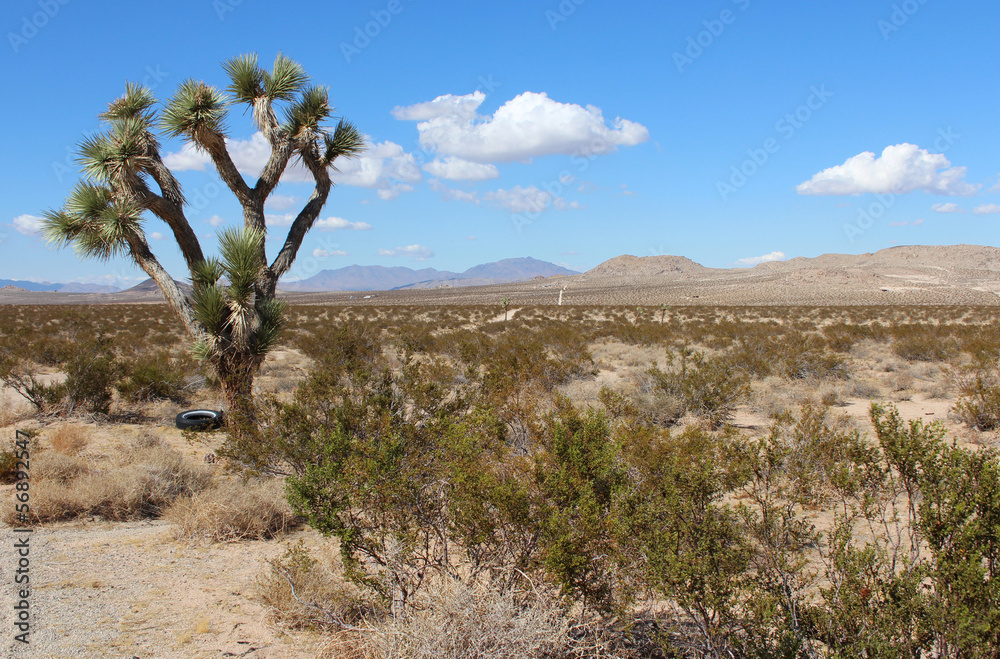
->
<box><xmin>0</xmin><ymin>518</ymin><xmax>329</xmax><ymax>658</ymax></box>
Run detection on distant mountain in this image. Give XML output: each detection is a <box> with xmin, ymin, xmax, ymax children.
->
<box><xmin>586</xmin><ymin>255</ymin><xmax>709</xmax><ymax>277</ymax></box>
<box><xmin>279</xmin><ymin>258</ymin><xmax>579</xmax><ymax>292</ymax></box>
<box><xmin>121</xmin><ymin>278</ymin><xmax>193</xmax><ymax>296</ymax></box>
<box><xmin>0</xmin><ymin>279</ymin><xmax>121</xmax><ymax>293</ymax></box>
<box><xmin>0</xmin><ymin>279</ymin><xmax>61</xmax><ymax>292</ymax></box>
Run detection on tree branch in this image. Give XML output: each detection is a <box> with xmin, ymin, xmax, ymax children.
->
<box><xmin>265</xmin><ymin>151</ymin><xmax>332</xmax><ymax>296</ymax></box>
<box><xmin>196</xmin><ymin>129</ymin><xmax>254</xmax><ymax>205</ymax></box>
<box><xmin>124</xmin><ymin>232</ymin><xmax>205</xmax><ymax>341</ymax></box>
<box><xmin>132</xmin><ymin>178</ymin><xmax>205</xmax><ymax>269</ymax></box>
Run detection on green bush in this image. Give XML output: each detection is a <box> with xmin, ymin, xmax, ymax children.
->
<box><xmin>117</xmin><ymin>350</ymin><xmax>194</xmax><ymax>404</ymax></box>
<box><xmin>649</xmin><ymin>348</ymin><xmax>750</xmax><ymax>429</ymax></box>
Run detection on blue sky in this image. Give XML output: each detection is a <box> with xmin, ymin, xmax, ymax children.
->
<box><xmin>2</xmin><ymin>0</ymin><xmax>999</xmax><ymax>287</ymax></box>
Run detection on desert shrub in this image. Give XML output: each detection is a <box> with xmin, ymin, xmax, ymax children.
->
<box><xmin>532</xmin><ymin>401</ymin><xmax>629</xmax><ymax>613</ymax></box>
<box><xmin>165</xmin><ymin>478</ymin><xmax>297</xmax><ymax>542</ymax></box>
<box><xmin>649</xmin><ymin>348</ymin><xmax>750</xmax><ymax>429</ymax></box>
<box><xmin>49</xmin><ymin>424</ymin><xmax>89</xmax><ymax>455</ymax></box>
<box><xmin>953</xmin><ymin>364</ymin><xmax>1000</xmax><ymax>430</ymax></box>
<box><xmin>3</xmin><ymin>436</ymin><xmax>212</xmax><ymax>524</ymax></box>
<box><xmin>891</xmin><ymin>324</ymin><xmax>958</xmax><ymax>362</ymax></box>
<box><xmin>365</xmin><ymin>579</ymin><xmax>569</xmax><ymax>659</ymax></box>
<box><xmin>0</xmin><ymin>444</ymin><xmax>19</xmax><ymax>484</ymax></box>
<box><xmin>256</xmin><ymin>541</ymin><xmax>376</xmax><ymax>631</ymax></box>
<box><xmin>61</xmin><ymin>335</ymin><xmax>121</xmax><ymax>415</ymax></box>
<box><xmin>781</xmin><ymin>334</ymin><xmax>848</xmax><ymax>380</ymax></box>
<box><xmin>116</xmin><ymin>350</ymin><xmax>195</xmax><ymax>404</ymax></box>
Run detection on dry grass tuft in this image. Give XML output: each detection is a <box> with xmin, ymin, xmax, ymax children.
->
<box><xmin>364</xmin><ymin>580</ymin><xmax>570</xmax><ymax>659</ymax></box>
<box><xmin>49</xmin><ymin>423</ymin><xmax>89</xmax><ymax>455</ymax></box>
<box><xmin>164</xmin><ymin>478</ymin><xmax>298</xmax><ymax>543</ymax></box>
<box><xmin>1</xmin><ymin>435</ymin><xmax>212</xmax><ymax>524</ymax></box>
<box><xmin>256</xmin><ymin>541</ymin><xmax>372</xmax><ymax>631</ymax></box>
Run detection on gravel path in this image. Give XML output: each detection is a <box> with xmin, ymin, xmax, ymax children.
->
<box><xmin>1</xmin><ymin>519</ymin><xmax>326</xmax><ymax>658</ymax></box>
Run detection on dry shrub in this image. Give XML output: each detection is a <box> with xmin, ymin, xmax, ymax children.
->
<box><xmin>1</xmin><ymin>436</ymin><xmax>211</xmax><ymax>524</ymax></box>
<box><xmin>49</xmin><ymin>423</ymin><xmax>89</xmax><ymax>455</ymax></box>
<box><xmin>0</xmin><ymin>402</ymin><xmax>32</xmax><ymax>428</ymax></box>
<box><xmin>165</xmin><ymin>478</ymin><xmax>297</xmax><ymax>543</ymax></box>
<box><xmin>364</xmin><ymin>579</ymin><xmax>570</xmax><ymax>659</ymax></box>
<box><xmin>256</xmin><ymin>541</ymin><xmax>373</xmax><ymax>631</ymax></box>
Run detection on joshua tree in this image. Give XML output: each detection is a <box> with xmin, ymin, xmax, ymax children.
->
<box><xmin>500</xmin><ymin>297</ymin><xmax>511</xmax><ymax>322</ymax></box>
<box><xmin>42</xmin><ymin>53</ymin><xmax>365</xmax><ymax>419</ymax></box>
<box><xmin>659</xmin><ymin>303</ymin><xmax>669</xmax><ymax>323</ymax></box>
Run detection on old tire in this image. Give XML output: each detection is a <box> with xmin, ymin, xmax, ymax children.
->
<box><xmin>175</xmin><ymin>409</ymin><xmax>224</xmax><ymax>431</ymax></box>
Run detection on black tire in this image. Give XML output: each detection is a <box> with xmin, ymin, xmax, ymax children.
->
<box><xmin>175</xmin><ymin>409</ymin><xmax>224</xmax><ymax>431</ymax></box>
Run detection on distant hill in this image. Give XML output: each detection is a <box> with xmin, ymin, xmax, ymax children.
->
<box><xmin>0</xmin><ymin>279</ymin><xmax>120</xmax><ymax>293</ymax></box>
<box><xmin>586</xmin><ymin>255</ymin><xmax>708</xmax><ymax>277</ymax></box>
<box><xmin>0</xmin><ymin>279</ymin><xmax>61</xmax><ymax>292</ymax></box>
<box><xmin>280</xmin><ymin>258</ymin><xmax>579</xmax><ymax>292</ymax></box>
<box><xmin>121</xmin><ymin>278</ymin><xmax>193</xmax><ymax>296</ymax></box>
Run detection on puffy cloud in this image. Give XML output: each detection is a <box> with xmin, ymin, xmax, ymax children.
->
<box><xmin>315</xmin><ymin>217</ymin><xmax>372</xmax><ymax>231</ymax></box>
<box><xmin>265</xmin><ymin>194</ymin><xmax>300</xmax><ymax>211</ymax></box>
<box><xmin>206</xmin><ymin>215</ymin><xmax>227</xmax><ymax>227</ymax></box>
<box><xmin>394</xmin><ymin>91</ymin><xmax>649</xmax><ymax>163</ymax></box>
<box><xmin>266</xmin><ymin>213</ymin><xmax>294</xmax><ymax>227</ymax></box>
<box><xmin>149</xmin><ymin>231</ymin><xmax>165</xmax><ymax>240</ymax></box>
<box><xmin>378</xmin><ymin>244</ymin><xmax>434</xmax><ymax>260</ymax></box>
<box><xmin>735</xmin><ymin>251</ymin><xmax>786</xmax><ymax>267</ymax></box>
<box><xmin>377</xmin><ymin>184</ymin><xmax>414</xmax><ymax>201</ymax></box>
<box><xmin>162</xmin><ymin>143</ymin><xmax>210</xmax><ymax>171</ymax></box>
<box><xmin>313</xmin><ymin>248</ymin><xmax>348</xmax><ymax>258</ymax></box>
<box><xmin>423</xmin><ymin>157</ymin><xmax>499</xmax><ymax>181</ymax></box>
<box><xmin>796</xmin><ymin>144</ymin><xmax>979</xmax><ymax>196</ymax></box>
<box><xmin>429</xmin><ymin>180</ymin><xmax>479</xmax><ymax>203</ymax></box>
<box><xmin>932</xmin><ymin>202</ymin><xmax>965</xmax><ymax>213</ymax></box>
<box><xmin>12</xmin><ymin>214</ymin><xmax>44</xmax><ymax>235</ymax></box>
<box><xmin>973</xmin><ymin>204</ymin><xmax>1000</xmax><ymax>215</ymax></box>
<box><xmin>482</xmin><ymin>186</ymin><xmax>554</xmax><ymax>213</ymax></box>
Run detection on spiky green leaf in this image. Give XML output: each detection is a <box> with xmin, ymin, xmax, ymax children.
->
<box><xmin>283</xmin><ymin>86</ymin><xmax>331</xmax><ymax>140</ymax></box>
<box><xmin>160</xmin><ymin>79</ymin><xmax>228</xmax><ymax>139</ymax></box>
<box><xmin>323</xmin><ymin>119</ymin><xmax>366</xmax><ymax>166</ymax></box>
<box><xmin>223</xmin><ymin>53</ymin><xmax>265</xmax><ymax>105</ymax></box>
<box><xmin>101</xmin><ymin>82</ymin><xmax>157</xmax><ymax>122</ymax></box>
<box><xmin>191</xmin><ymin>258</ymin><xmax>225</xmax><ymax>288</ymax></box>
<box><xmin>264</xmin><ymin>52</ymin><xmax>308</xmax><ymax>102</ymax></box>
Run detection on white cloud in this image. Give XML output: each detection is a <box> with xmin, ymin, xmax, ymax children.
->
<box><xmin>378</xmin><ymin>244</ymin><xmax>434</xmax><ymax>260</ymax></box>
<box><xmin>465</xmin><ymin>235</ymin><xmax>477</xmax><ymax>241</ymax></box>
<box><xmin>973</xmin><ymin>204</ymin><xmax>1000</xmax><ymax>215</ymax></box>
<box><xmin>265</xmin><ymin>194</ymin><xmax>300</xmax><ymax>211</ymax></box>
<box><xmin>796</xmin><ymin>144</ymin><xmax>979</xmax><ymax>196</ymax></box>
<box><xmin>394</xmin><ymin>91</ymin><xmax>649</xmax><ymax>163</ymax></box>
<box><xmin>377</xmin><ymin>184</ymin><xmax>414</xmax><ymax>201</ymax></box>
<box><xmin>313</xmin><ymin>248</ymin><xmax>348</xmax><ymax>258</ymax></box>
<box><xmin>12</xmin><ymin>214</ymin><xmax>44</xmax><ymax>235</ymax></box>
<box><xmin>162</xmin><ymin>142</ymin><xmax>210</xmax><ymax>171</ymax></box>
<box><xmin>423</xmin><ymin>157</ymin><xmax>499</xmax><ymax>181</ymax></box>
<box><xmin>932</xmin><ymin>202</ymin><xmax>965</xmax><ymax>213</ymax></box>
<box><xmin>619</xmin><ymin>184</ymin><xmax>638</xmax><ymax>196</ymax></box>
<box><xmin>735</xmin><ymin>251</ymin><xmax>786</xmax><ymax>267</ymax></box>
<box><xmin>266</xmin><ymin>214</ymin><xmax>295</xmax><ymax>227</ymax></box>
<box><xmin>913</xmin><ymin>218</ymin><xmax>925</xmax><ymax>226</ymax></box>
<box><xmin>206</xmin><ymin>215</ymin><xmax>227</xmax><ymax>227</ymax></box>
<box><xmin>315</xmin><ymin>216</ymin><xmax>372</xmax><ymax>231</ymax></box>
<box><xmin>430</xmin><ymin>180</ymin><xmax>479</xmax><ymax>203</ymax></box>
<box><xmin>149</xmin><ymin>231</ymin><xmax>165</xmax><ymax>240</ymax></box>
<box><xmin>483</xmin><ymin>186</ymin><xmax>554</xmax><ymax>213</ymax></box>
